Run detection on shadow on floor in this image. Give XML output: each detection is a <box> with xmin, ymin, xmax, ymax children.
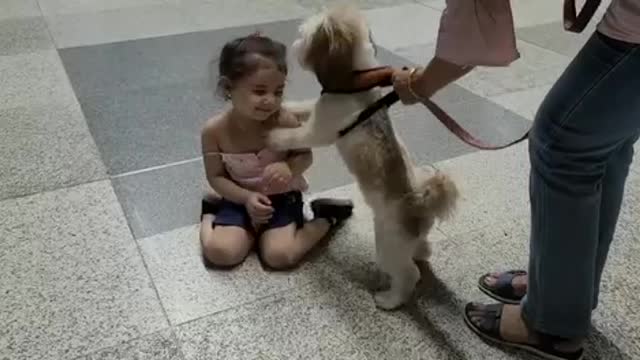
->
<box><xmin>325</xmin><ymin>258</ymin><xmax>631</xmax><ymax>359</ymax></box>
<box><xmin>584</xmin><ymin>328</ymin><xmax>633</xmax><ymax>360</ymax></box>
<box><xmin>404</xmin><ymin>261</ymin><xmax>472</xmax><ymax>359</ymax></box>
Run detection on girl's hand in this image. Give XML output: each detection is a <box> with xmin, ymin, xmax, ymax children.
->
<box><xmin>245</xmin><ymin>192</ymin><xmax>273</xmax><ymax>224</ymax></box>
<box><xmin>262</xmin><ymin>161</ymin><xmax>293</xmax><ymax>192</ymax></box>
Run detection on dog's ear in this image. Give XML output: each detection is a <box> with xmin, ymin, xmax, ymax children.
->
<box><xmin>304</xmin><ymin>10</ymin><xmax>359</xmax><ymax>78</ymax></box>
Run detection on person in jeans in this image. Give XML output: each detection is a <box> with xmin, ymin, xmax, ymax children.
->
<box><xmin>392</xmin><ymin>1</ymin><xmax>639</xmax><ymax>359</ymax></box>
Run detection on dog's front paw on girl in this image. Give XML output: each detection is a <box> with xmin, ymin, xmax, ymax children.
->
<box><xmin>266</xmin><ymin>128</ymin><xmax>305</xmax><ymax>151</ymax></box>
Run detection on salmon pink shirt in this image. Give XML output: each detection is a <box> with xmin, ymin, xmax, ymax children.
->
<box><xmin>597</xmin><ymin>0</ymin><xmax>640</xmax><ymax>44</ymax></box>
<box><xmin>434</xmin><ymin>0</ymin><xmax>638</xmax><ymax>68</ymax></box>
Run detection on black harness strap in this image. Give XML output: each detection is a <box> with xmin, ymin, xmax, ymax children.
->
<box><xmin>337</xmin><ymin>91</ymin><xmax>399</xmax><ymax>138</ymax></box>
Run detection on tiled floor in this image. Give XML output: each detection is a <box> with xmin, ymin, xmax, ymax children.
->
<box><xmin>1</xmin><ymin>1</ymin><xmax>638</xmax><ymax>359</ymax></box>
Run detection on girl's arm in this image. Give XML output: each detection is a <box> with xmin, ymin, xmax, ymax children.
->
<box><xmin>201</xmin><ymin>120</ymin><xmax>253</xmax><ymax>205</ymax></box>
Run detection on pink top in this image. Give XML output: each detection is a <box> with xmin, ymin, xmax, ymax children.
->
<box><xmin>219</xmin><ymin>148</ymin><xmax>308</xmax><ymax>195</ymax></box>
<box><xmin>597</xmin><ymin>0</ymin><xmax>640</xmax><ymax>44</ymax></box>
<box><xmin>434</xmin><ymin>0</ymin><xmax>638</xmax><ymax>68</ymax></box>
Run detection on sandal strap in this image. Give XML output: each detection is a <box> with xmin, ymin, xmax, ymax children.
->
<box><xmin>494</xmin><ymin>271</ymin><xmax>523</xmax><ymax>291</ymax></box>
<box><xmin>482</xmin><ymin>303</ymin><xmax>503</xmax><ymax>335</ymax></box>
<box><xmin>466</xmin><ymin>303</ymin><xmax>504</xmax><ymax>336</ymax></box>
<box><xmin>481</xmin><ymin>270</ymin><xmax>526</xmax><ymax>299</ymax></box>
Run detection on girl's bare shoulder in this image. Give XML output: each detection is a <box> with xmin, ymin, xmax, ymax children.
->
<box><xmin>202</xmin><ymin>112</ymin><xmax>229</xmax><ymax>135</ymax></box>
<box><xmin>201</xmin><ymin>112</ymin><xmax>229</xmax><ymax>150</ymax></box>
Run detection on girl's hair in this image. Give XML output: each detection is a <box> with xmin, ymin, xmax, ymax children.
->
<box><xmin>213</xmin><ymin>32</ymin><xmax>288</xmax><ymax>99</ymax></box>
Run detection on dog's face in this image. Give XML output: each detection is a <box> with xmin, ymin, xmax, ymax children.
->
<box><xmin>292</xmin><ymin>5</ymin><xmax>378</xmax><ymax>78</ymax></box>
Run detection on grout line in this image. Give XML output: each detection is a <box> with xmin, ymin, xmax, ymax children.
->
<box><xmin>48</xmin><ymin>24</ymin><xmax>112</xmax><ymax>178</ymax></box>
<box><xmin>434</xmin><ymin>227</ymin><xmax>448</xmax><ymax>240</ymax></box>
<box><xmin>0</xmin><ymin>177</ymin><xmax>109</xmax><ymax>203</ymax></box>
<box><xmin>33</xmin><ymin>0</ymin><xmax>45</xmax><ymax>17</ymax></box>
<box><xmin>111</xmin><ymin>157</ymin><xmax>202</xmax><ymax>179</ymax></box>
<box><xmin>126</xmin><ymin>161</ymin><xmax>473</xmax><ymax>241</ymax></box>
<box><xmin>515</xmin><ymin>36</ymin><xmax>575</xmax><ymax>61</ymax></box>
<box><xmin>108</xmin><ymin>178</ymin><xmax>175</xmax><ymax>333</ymax></box>
<box><xmin>53</xmin><ymin>8</ymin><xmax>307</xmax><ymax>50</ymax></box>
<box><xmin>412</xmin><ymin>0</ymin><xmax>445</xmax><ymax>12</ymax></box>
<box><xmin>35</xmin><ymin>0</ymin><xmax>63</xmax><ymax>50</ymax></box>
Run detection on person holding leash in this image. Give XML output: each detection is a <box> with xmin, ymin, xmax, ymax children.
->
<box><xmin>392</xmin><ymin>1</ymin><xmax>639</xmax><ymax>359</ymax></box>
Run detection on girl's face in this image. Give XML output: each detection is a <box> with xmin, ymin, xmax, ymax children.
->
<box><xmin>229</xmin><ymin>64</ymin><xmax>286</xmax><ymax>122</ymax></box>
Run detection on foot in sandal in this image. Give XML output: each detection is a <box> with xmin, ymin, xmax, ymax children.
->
<box><xmin>464</xmin><ymin>302</ymin><xmax>584</xmax><ymax>360</ymax></box>
<box><xmin>478</xmin><ymin>270</ymin><xmax>528</xmax><ymax>304</ymax></box>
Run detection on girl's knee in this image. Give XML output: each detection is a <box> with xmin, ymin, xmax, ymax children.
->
<box><xmin>201</xmin><ymin>230</ymin><xmax>250</xmax><ymax>267</ymax></box>
<box><xmin>261</xmin><ymin>240</ymin><xmax>299</xmax><ymax>270</ymax></box>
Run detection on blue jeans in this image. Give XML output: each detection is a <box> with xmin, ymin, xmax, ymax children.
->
<box><xmin>522</xmin><ymin>31</ymin><xmax>639</xmax><ymax>339</ymax></box>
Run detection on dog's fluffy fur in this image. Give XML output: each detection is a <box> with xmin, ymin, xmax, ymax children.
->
<box><xmin>268</xmin><ymin>5</ymin><xmax>458</xmax><ymax>309</ymax></box>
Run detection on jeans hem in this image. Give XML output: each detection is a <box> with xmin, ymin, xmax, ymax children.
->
<box><xmin>522</xmin><ymin>298</ymin><xmax>591</xmax><ymax>340</ymax></box>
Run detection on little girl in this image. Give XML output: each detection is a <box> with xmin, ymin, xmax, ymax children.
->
<box><xmin>199</xmin><ymin>34</ymin><xmax>353</xmax><ymax>270</ymax></box>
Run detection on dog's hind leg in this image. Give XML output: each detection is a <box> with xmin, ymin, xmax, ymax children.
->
<box><xmin>412</xmin><ymin>239</ymin><xmax>431</xmax><ymax>262</ymax></box>
<box><xmin>373</xmin><ymin>220</ymin><xmax>420</xmax><ymax>310</ymax></box>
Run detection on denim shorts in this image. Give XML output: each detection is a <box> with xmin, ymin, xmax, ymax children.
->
<box><xmin>213</xmin><ymin>191</ymin><xmax>304</xmax><ymax>234</ymax></box>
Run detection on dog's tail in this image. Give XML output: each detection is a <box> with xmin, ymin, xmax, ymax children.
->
<box><xmin>411</xmin><ymin>170</ymin><xmax>459</xmax><ymax>222</ymax></box>
<box><xmin>398</xmin><ymin>169</ymin><xmax>458</xmax><ymax>238</ymax></box>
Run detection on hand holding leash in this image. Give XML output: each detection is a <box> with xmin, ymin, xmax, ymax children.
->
<box><xmin>391</xmin><ymin>67</ymin><xmax>426</xmax><ymax>105</ymax></box>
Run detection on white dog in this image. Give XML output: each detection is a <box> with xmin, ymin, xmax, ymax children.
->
<box><xmin>268</xmin><ymin>5</ymin><xmax>458</xmax><ymax>309</ymax></box>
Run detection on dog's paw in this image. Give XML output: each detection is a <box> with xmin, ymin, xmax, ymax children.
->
<box><xmin>374</xmin><ymin>290</ymin><xmax>406</xmax><ymax>310</ymax></box>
